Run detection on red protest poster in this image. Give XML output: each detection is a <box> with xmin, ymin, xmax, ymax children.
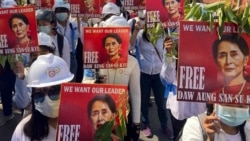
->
<box><xmin>177</xmin><ymin>21</ymin><xmax>250</xmax><ymax>105</ymax></box>
<box><xmin>123</xmin><ymin>0</ymin><xmax>145</xmax><ymax>10</ymax></box>
<box><xmin>56</xmin><ymin>83</ymin><xmax>128</xmax><ymax>141</ymax></box>
<box><xmin>0</xmin><ymin>6</ymin><xmax>38</xmax><ymax>55</ymax></box>
<box><xmin>35</xmin><ymin>0</ymin><xmax>55</xmax><ymax>9</ymax></box>
<box><xmin>83</xmin><ymin>27</ymin><xmax>129</xmax><ymax>69</ymax></box>
<box><xmin>146</xmin><ymin>0</ymin><xmax>184</xmax><ymax>28</ymax></box>
<box><xmin>70</xmin><ymin>0</ymin><xmax>101</xmax><ymax>18</ymax></box>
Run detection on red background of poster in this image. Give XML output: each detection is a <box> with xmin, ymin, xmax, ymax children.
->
<box><xmin>0</xmin><ymin>6</ymin><xmax>38</xmax><ymax>54</ymax></box>
<box><xmin>177</xmin><ymin>21</ymin><xmax>250</xmax><ymax>104</ymax></box>
<box><xmin>83</xmin><ymin>27</ymin><xmax>129</xmax><ymax>69</ymax></box>
<box><xmin>56</xmin><ymin>83</ymin><xmax>128</xmax><ymax>141</ymax></box>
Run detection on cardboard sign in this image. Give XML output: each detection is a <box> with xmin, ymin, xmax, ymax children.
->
<box><xmin>83</xmin><ymin>27</ymin><xmax>130</xmax><ymax>69</ymax></box>
<box><xmin>35</xmin><ymin>0</ymin><xmax>55</xmax><ymax>9</ymax></box>
<box><xmin>56</xmin><ymin>83</ymin><xmax>128</xmax><ymax>141</ymax></box>
<box><xmin>0</xmin><ymin>6</ymin><xmax>38</xmax><ymax>54</ymax></box>
<box><xmin>146</xmin><ymin>0</ymin><xmax>184</xmax><ymax>28</ymax></box>
<box><xmin>70</xmin><ymin>0</ymin><xmax>101</xmax><ymax>18</ymax></box>
<box><xmin>123</xmin><ymin>0</ymin><xmax>145</xmax><ymax>10</ymax></box>
<box><xmin>177</xmin><ymin>21</ymin><xmax>250</xmax><ymax>105</ymax></box>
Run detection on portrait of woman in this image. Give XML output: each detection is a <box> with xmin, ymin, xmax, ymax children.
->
<box><xmin>83</xmin><ymin>0</ymin><xmax>98</xmax><ymax>13</ymax></box>
<box><xmin>41</xmin><ymin>0</ymin><xmax>54</xmax><ymax>8</ymax></box>
<box><xmin>8</xmin><ymin>13</ymin><xmax>36</xmax><ymax>49</ymax></box>
<box><xmin>212</xmin><ymin>33</ymin><xmax>250</xmax><ymax>103</ymax></box>
<box><xmin>102</xmin><ymin>33</ymin><xmax>127</xmax><ymax>64</ymax></box>
<box><xmin>162</xmin><ymin>0</ymin><xmax>184</xmax><ymax>27</ymax></box>
<box><xmin>87</xmin><ymin>94</ymin><xmax>116</xmax><ymax>131</ymax></box>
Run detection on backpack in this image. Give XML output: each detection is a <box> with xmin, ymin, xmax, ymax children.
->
<box><xmin>175</xmin><ymin>113</ymin><xmax>207</xmax><ymax>141</ymax></box>
<box><xmin>57</xmin><ymin>33</ymin><xmax>64</xmax><ymax>57</ymax></box>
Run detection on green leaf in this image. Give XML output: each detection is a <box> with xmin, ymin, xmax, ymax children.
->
<box><xmin>94</xmin><ymin>120</ymin><xmax>114</xmax><ymax>141</ymax></box>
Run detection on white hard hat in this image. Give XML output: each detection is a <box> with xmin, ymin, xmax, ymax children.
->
<box><xmin>138</xmin><ymin>10</ymin><xmax>146</xmax><ymax>19</ymax></box>
<box><xmin>1</xmin><ymin>0</ymin><xmax>17</xmax><ymax>8</ymax></box>
<box><xmin>27</xmin><ymin>53</ymin><xmax>74</xmax><ymax>88</ymax></box>
<box><xmin>102</xmin><ymin>2</ymin><xmax>120</xmax><ymax>18</ymax></box>
<box><xmin>101</xmin><ymin>15</ymin><xmax>129</xmax><ymax>27</ymax></box>
<box><xmin>53</xmin><ymin>0</ymin><xmax>70</xmax><ymax>11</ymax></box>
<box><xmin>38</xmin><ymin>32</ymin><xmax>56</xmax><ymax>50</ymax></box>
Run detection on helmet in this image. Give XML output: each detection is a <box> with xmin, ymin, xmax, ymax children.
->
<box><xmin>27</xmin><ymin>53</ymin><xmax>74</xmax><ymax>88</ymax></box>
<box><xmin>53</xmin><ymin>0</ymin><xmax>70</xmax><ymax>11</ymax></box>
<box><xmin>102</xmin><ymin>2</ymin><xmax>120</xmax><ymax>18</ymax></box>
<box><xmin>1</xmin><ymin>0</ymin><xmax>17</xmax><ymax>8</ymax></box>
<box><xmin>138</xmin><ymin>10</ymin><xmax>146</xmax><ymax>19</ymax></box>
<box><xmin>101</xmin><ymin>15</ymin><xmax>129</xmax><ymax>27</ymax></box>
<box><xmin>38</xmin><ymin>32</ymin><xmax>56</xmax><ymax>50</ymax></box>
<box><xmin>36</xmin><ymin>9</ymin><xmax>54</xmax><ymax>22</ymax></box>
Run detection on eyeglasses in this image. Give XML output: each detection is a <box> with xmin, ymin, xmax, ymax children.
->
<box><xmin>33</xmin><ymin>85</ymin><xmax>61</xmax><ymax>103</ymax></box>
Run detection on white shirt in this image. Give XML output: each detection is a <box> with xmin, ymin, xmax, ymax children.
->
<box><xmin>136</xmin><ymin>30</ymin><xmax>164</xmax><ymax>75</ymax></box>
<box><xmin>182</xmin><ymin>116</ymin><xmax>250</xmax><ymax>141</ymax></box>
<box><xmin>11</xmin><ymin>115</ymin><xmax>56</xmax><ymax>141</ymax></box>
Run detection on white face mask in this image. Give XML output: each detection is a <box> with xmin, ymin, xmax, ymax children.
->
<box><xmin>35</xmin><ymin>95</ymin><xmax>59</xmax><ymax>118</ymax></box>
<box><xmin>216</xmin><ymin>104</ymin><xmax>250</xmax><ymax>126</ymax></box>
<box><xmin>55</xmin><ymin>13</ymin><xmax>68</xmax><ymax>21</ymax></box>
<box><xmin>38</xmin><ymin>26</ymin><xmax>51</xmax><ymax>34</ymax></box>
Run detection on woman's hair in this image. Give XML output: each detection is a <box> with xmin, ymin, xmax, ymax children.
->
<box><xmin>162</xmin><ymin>0</ymin><xmax>180</xmax><ymax>6</ymax></box>
<box><xmin>87</xmin><ymin>94</ymin><xmax>116</xmax><ymax>119</ymax></box>
<box><xmin>39</xmin><ymin>45</ymin><xmax>55</xmax><ymax>54</ymax></box>
<box><xmin>8</xmin><ymin>13</ymin><xmax>29</xmax><ymax>29</ymax></box>
<box><xmin>23</xmin><ymin>89</ymin><xmax>49</xmax><ymax>140</ymax></box>
<box><xmin>206</xmin><ymin>103</ymin><xmax>247</xmax><ymax>141</ymax></box>
<box><xmin>212</xmin><ymin>33</ymin><xmax>249</xmax><ymax>61</ymax></box>
<box><xmin>102</xmin><ymin>33</ymin><xmax>122</xmax><ymax>47</ymax></box>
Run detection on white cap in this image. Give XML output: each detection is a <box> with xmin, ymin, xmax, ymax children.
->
<box><xmin>102</xmin><ymin>2</ymin><xmax>120</xmax><ymax>18</ymax></box>
<box><xmin>100</xmin><ymin>15</ymin><xmax>129</xmax><ymax>27</ymax></box>
<box><xmin>1</xmin><ymin>0</ymin><xmax>17</xmax><ymax>8</ymax></box>
<box><xmin>138</xmin><ymin>10</ymin><xmax>146</xmax><ymax>19</ymax></box>
<box><xmin>27</xmin><ymin>53</ymin><xmax>74</xmax><ymax>88</ymax></box>
<box><xmin>53</xmin><ymin>0</ymin><xmax>70</xmax><ymax>11</ymax></box>
<box><xmin>38</xmin><ymin>32</ymin><xmax>55</xmax><ymax>50</ymax></box>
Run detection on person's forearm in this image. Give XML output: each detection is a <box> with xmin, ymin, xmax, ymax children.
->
<box><xmin>130</xmin><ymin>29</ymin><xmax>139</xmax><ymax>48</ymax></box>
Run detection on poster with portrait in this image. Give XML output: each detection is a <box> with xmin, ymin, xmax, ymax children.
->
<box><xmin>35</xmin><ymin>0</ymin><xmax>55</xmax><ymax>9</ymax></box>
<box><xmin>70</xmin><ymin>0</ymin><xmax>101</xmax><ymax>18</ymax></box>
<box><xmin>177</xmin><ymin>21</ymin><xmax>250</xmax><ymax>105</ymax></box>
<box><xmin>0</xmin><ymin>6</ymin><xmax>38</xmax><ymax>55</ymax></box>
<box><xmin>83</xmin><ymin>27</ymin><xmax>130</xmax><ymax>69</ymax></box>
<box><xmin>123</xmin><ymin>0</ymin><xmax>146</xmax><ymax>10</ymax></box>
<box><xmin>146</xmin><ymin>0</ymin><xmax>184</xmax><ymax>28</ymax></box>
<box><xmin>56</xmin><ymin>83</ymin><xmax>128</xmax><ymax>141</ymax></box>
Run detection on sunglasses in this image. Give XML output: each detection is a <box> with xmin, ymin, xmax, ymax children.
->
<box><xmin>33</xmin><ymin>85</ymin><xmax>61</xmax><ymax>103</ymax></box>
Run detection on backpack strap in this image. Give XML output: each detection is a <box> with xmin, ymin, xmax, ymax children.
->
<box><xmin>57</xmin><ymin>33</ymin><xmax>64</xmax><ymax>57</ymax></box>
<box><xmin>197</xmin><ymin>113</ymin><xmax>208</xmax><ymax>141</ymax></box>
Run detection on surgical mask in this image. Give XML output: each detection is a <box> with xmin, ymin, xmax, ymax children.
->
<box><xmin>38</xmin><ymin>26</ymin><xmax>51</xmax><ymax>34</ymax></box>
<box><xmin>55</xmin><ymin>13</ymin><xmax>68</xmax><ymax>21</ymax></box>
<box><xmin>216</xmin><ymin>104</ymin><xmax>250</xmax><ymax>126</ymax></box>
<box><xmin>35</xmin><ymin>95</ymin><xmax>59</xmax><ymax>118</ymax></box>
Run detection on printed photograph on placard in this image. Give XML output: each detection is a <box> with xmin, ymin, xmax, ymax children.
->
<box><xmin>0</xmin><ymin>6</ymin><xmax>38</xmax><ymax>54</ymax></box>
<box><xmin>56</xmin><ymin>83</ymin><xmax>128</xmax><ymax>141</ymax></box>
<box><xmin>83</xmin><ymin>27</ymin><xmax>129</xmax><ymax>69</ymax></box>
<box><xmin>35</xmin><ymin>0</ymin><xmax>55</xmax><ymax>9</ymax></box>
<box><xmin>146</xmin><ymin>0</ymin><xmax>184</xmax><ymax>28</ymax></box>
<box><xmin>123</xmin><ymin>0</ymin><xmax>146</xmax><ymax>10</ymax></box>
<box><xmin>70</xmin><ymin>0</ymin><xmax>101</xmax><ymax>18</ymax></box>
<box><xmin>177</xmin><ymin>21</ymin><xmax>250</xmax><ymax>105</ymax></box>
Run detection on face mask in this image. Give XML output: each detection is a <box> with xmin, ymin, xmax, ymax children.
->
<box><xmin>35</xmin><ymin>95</ymin><xmax>59</xmax><ymax>118</ymax></box>
<box><xmin>216</xmin><ymin>104</ymin><xmax>250</xmax><ymax>126</ymax></box>
<box><xmin>38</xmin><ymin>26</ymin><xmax>51</xmax><ymax>34</ymax></box>
<box><xmin>55</xmin><ymin>13</ymin><xmax>68</xmax><ymax>21</ymax></box>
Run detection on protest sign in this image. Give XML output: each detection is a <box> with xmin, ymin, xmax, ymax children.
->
<box><xmin>177</xmin><ymin>21</ymin><xmax>250</xmax><ymax>105</ymax></box>
<box><xmin>0</xmin><ymin>6</ymin><xmax>38</xmax><ymax>54</ymax></box>
<box><xmin>83</xmin><ymin>27</ymin><xmax>129</xmax><ymax>69</ymax></box>
<box><xmin>56</xmin><ymin>83</ymin><xmax>128</xmax><ymax>141</ymax></box>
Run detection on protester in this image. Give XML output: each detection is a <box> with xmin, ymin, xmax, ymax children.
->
<box><xmin>53</xmin><ymin>0</ymin><xmax>81</xmax><ymax>81</ymax></box>
<box><xmin>130</xmin><ymin>18</ymin><xmax>173</xmax><ymax>139</ymax></box>
<box><xmin>36</xmin><ymin>9</ymin><xmax>71</xmax><ymax>67</ymax></box>
<box><xmin>11</xmin><ymin>53</ymin><xmax>74</xmax><ymax>141</ymax></box>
